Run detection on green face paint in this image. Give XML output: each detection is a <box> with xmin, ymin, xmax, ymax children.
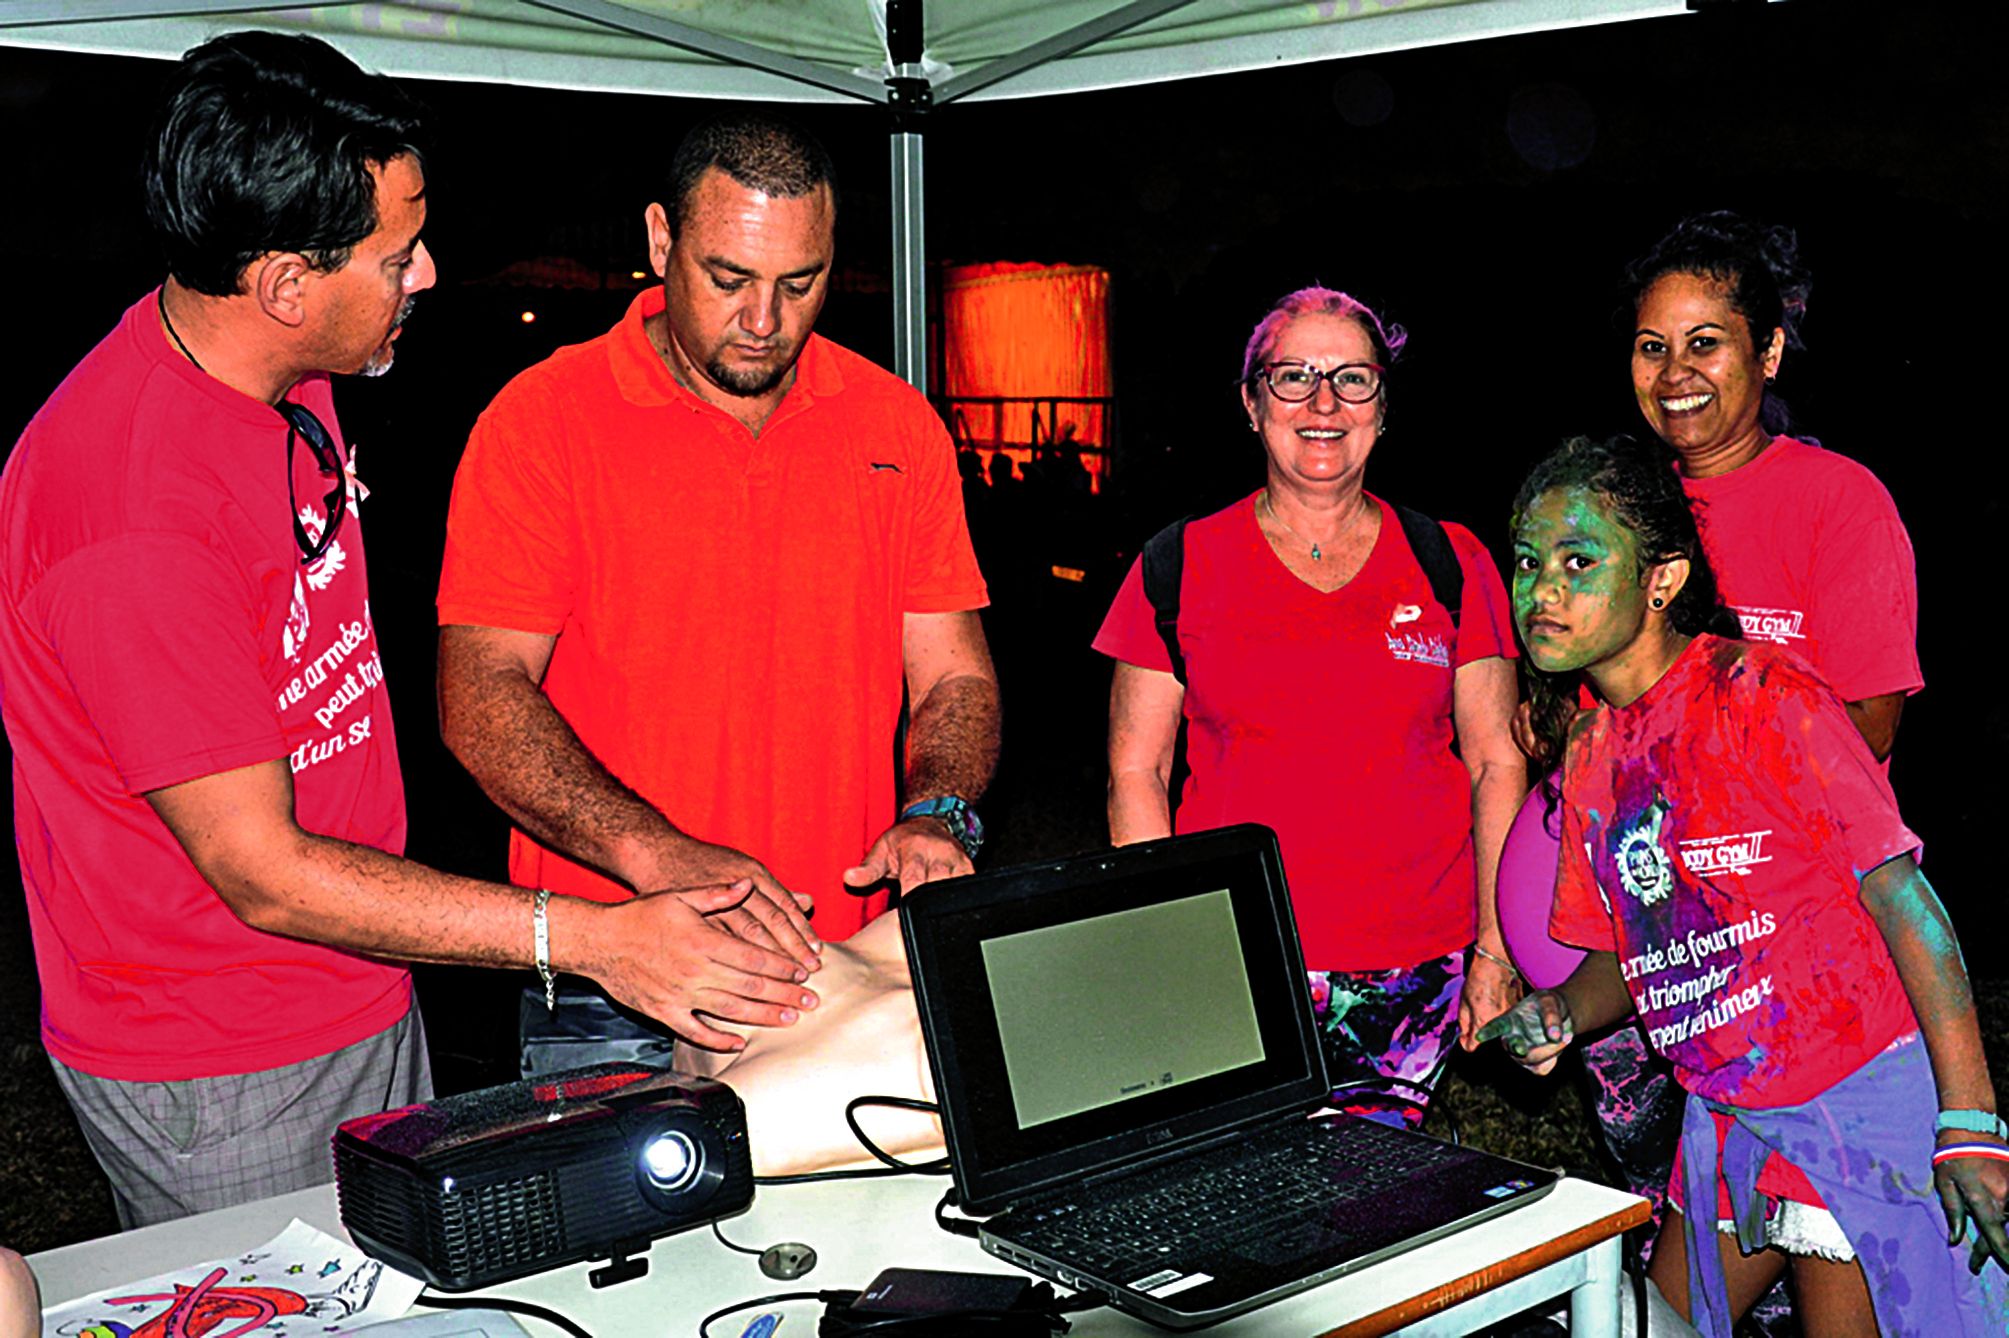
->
<box><xmin>1511</xmin><ymin>486</ymin><xmax>1652</xmax><ymax>675</ymax></box>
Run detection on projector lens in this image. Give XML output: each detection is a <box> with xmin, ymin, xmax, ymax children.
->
<box><xmin>641</xmin><ymin>1130</ymin><xmax>699</xmax><ymax>1190</ymax></box>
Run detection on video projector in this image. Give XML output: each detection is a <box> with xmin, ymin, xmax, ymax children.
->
<box><xmin>333</xmin><ymin>1062</ymin><xmax>752</xmax><ymax>1290</ymax></box>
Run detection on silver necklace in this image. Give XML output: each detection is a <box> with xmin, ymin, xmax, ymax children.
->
<box><xmin>1259</xmin><ymin>493</ymin><xmax>1348</xmax><ymax>562</ymax></box>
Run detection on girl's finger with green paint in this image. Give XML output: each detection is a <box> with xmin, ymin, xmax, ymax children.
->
<box><xmin>1475</xmin><ymin>989</ymin><xmax>1573</xmax><ymax>1061</ymax></box>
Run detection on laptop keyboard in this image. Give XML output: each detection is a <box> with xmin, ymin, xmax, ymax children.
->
<box><xmin>1004</xmin><ymin>1117</ymin><xmax>1462</xmax><ymax>1280</ymax></box>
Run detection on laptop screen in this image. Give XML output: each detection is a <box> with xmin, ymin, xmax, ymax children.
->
<box><xmin>903</xmin><ymin>825</ymin><xmax>1328</xmax><ymax>1215</ymax></box>
<box><xmin>982</xmin><ymin>887</ymin><xmax>1266</xmax><ymax>1129</ymax></box>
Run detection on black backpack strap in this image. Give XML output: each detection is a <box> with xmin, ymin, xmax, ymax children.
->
<box><xmin>1391</xmin><ymin>502</ymin><xmax>1463</xmax><ymax>631</ymax></box>
<box><xmin>1140</xmin><ymin>516</ymin><xmax>1190</xmax><ymax>684</ymax></box>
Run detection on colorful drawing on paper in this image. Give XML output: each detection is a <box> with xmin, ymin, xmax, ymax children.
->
<box><xmin>45</xmin><ymin>1220</ymin><xmax>422</xmax><ymax>1338</ymax></box>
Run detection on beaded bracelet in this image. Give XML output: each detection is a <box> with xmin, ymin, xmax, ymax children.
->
<box><xmin>1473</xmin><ymin>945</ymin><xmax>1520</xmax><ymax>980</ymax></box>
<box><xmin>1931</xmin><ymin>1142</ymin><xmax>2009</xmax><ymax>1166</ymax></box>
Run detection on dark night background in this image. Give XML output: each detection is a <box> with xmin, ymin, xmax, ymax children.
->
<box><xmin>2</xmin><ymin>0</ymin><xmax>2004</xmax><ymax>1249</ymax></box>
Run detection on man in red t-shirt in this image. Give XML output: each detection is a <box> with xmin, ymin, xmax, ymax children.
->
<box><xmin>0</xmin><ymin>35</ymin><xmax>820</xmax><ymax>1228</ymax></box>
<box><xmin>436</xmin><ymin>113</ymin><xmax>999</xmax><ymax>1072</ymax></box>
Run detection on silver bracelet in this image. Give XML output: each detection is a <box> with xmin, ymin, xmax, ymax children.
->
<box><xmin>533</xmin><ymin>888</ymin><xmax>555</xmax><ymax>1012</ymax></box>
<box><xmin>1473</xmin><ymin>944</ymin><xmax>1520</xmax><ymax>980</ymax></box>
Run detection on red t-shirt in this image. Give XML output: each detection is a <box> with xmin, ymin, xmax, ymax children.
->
<box><xmin>438</xmin><ymin>289</ymin><xmax>987</xmax><ymax>941</ymax></box>
<box><xmin>1551</xmin><ymin>635</ymin><xmax>1919</xmax><ymax>1114</ymax></box>
<box><xmin>1094</xmin><ymin>493</ymin><xmax>1516</xmax><ymax>969</ymax></box>
<box><xmin>1683</xmin><ymin>437</ymin><xmax>1920</xmax><ymax>703</ymax></box>
<box><xmin>0</xmin><ymin>291</ymin><xmax>411</xmax><ymax>1081</ymax></box>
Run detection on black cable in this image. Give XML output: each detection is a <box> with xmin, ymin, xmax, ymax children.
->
<box><xmin>933</xmin><ymin>1184</ymin><xmax>981</xmax><ymax>1238</ymax></box>
<box><xmin>817</xmin><ymin>1284</ymin><xmax>1108</xmax><ymax>1336</ymax></box>
<box><xmin>844</xmin><ymin>1095</ymin><xmax>952</xmax><ymax>1174</ymax></box>
<box><xmin>698</xmin><ymin>1289</ymin><xmax>853</xmax><ymax>1338</ymax></box>
<box><xmin>753</xmin><ymin>1094</ymin><xmax>951</xmax><ymax>1185</ymax></box>
<box><xmin>757</xmin><ymin>1163</ymin><xmax>942</xmax><ymax>1186</ymax></box>
<box><xmin>414</xmin><ymin>1293</ymin><xmax>595</xmax><ymax>1338</ymax></box>
<box><xmin>712</xmin><ymin>1218</ymin><xmax>766</xmax><ymax>1256</ymax></box>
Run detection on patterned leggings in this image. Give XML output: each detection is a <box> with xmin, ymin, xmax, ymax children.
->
<box><xmin>1307</xmin><ymin>950</ymin><xmax>1465</xmax><ymax>1129</ymax></box>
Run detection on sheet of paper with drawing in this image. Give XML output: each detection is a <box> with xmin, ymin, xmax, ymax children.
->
<box><xmin>40</xmin><ymin>1219</ymin><xmax>421</xmax><ymax>1338</ymax></box>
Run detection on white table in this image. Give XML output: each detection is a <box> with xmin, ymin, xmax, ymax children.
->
<box><xmin>32</xmin><ymin>1175</ymin><xmax>1648</xmax><ymax>1337</ymax></box>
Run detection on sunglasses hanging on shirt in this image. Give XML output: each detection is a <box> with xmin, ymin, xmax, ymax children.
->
<box><xmin>159</xmin><ymin>290</ymin><xmax>349</xmax><ymax>565</ymax></box>
<box><xmin>276</xmin><ymin>399</ymin><xmax>349</xmax><ymax>564</ymax></box>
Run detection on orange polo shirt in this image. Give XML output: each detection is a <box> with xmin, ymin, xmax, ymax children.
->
<box><xmin>439</xmin><ymin>288</ymin><xmax>987</xmax><ymax>939</ymax></box>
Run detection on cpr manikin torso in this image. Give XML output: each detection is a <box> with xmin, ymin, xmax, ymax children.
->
<box><xmin>673</xmin><ymin>910</ymin><xmax>944</xmax><ymax>1177</ymax></box>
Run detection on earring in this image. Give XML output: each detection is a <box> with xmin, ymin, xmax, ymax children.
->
<box><xmin>1651</xmin><ymin>597</ymin><xmax>1666</xmax><ymax>609</ymax></box>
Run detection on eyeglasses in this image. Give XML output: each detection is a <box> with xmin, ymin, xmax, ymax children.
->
<box><xmin>1254</xmin><ymin>360</ymin><xmax>1384</xmax><ymax>404</ymax></box>
<box><xmin>277</xmin><ymin>400</ymin><xmax>348</xmax><ymax>565</ymax></box>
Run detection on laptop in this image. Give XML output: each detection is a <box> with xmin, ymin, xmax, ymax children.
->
<box><xmin>901</xmin><ymin>823</ymin><xmax>1560</xmax><ymax>1331</ymax></box>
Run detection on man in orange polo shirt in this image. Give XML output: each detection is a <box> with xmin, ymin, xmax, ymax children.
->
<box><xmin>437</xmin><ymin>112</ymin><xmax>999</xmax><ymax>1072</ymax></box>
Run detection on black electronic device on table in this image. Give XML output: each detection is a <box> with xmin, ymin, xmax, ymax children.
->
<box><xmin>332</xmin><ymin>1063</ymin><xmax>751</xmax><ymax>1290</ymax></box>
<box><xmin>902</xmin><ymin>823</ymin><xmax>1561</xmax><ymax>1331</ymax></box>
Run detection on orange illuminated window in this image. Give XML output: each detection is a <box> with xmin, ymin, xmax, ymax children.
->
<box><xmin>937</xmin><ymin>262</ymin><xmax>1112</xmax><ymax>491</ymax></box>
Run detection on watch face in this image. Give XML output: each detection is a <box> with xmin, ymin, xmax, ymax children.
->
<box><xmin>953</xmin><ymin>807</ymin><xmax>984</xmax><ymax>857</ymax></box>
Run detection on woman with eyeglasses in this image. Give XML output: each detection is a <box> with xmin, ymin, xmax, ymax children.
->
<box><xmin>1092</xmin><ymin>287</ymin><xmax>1527</xmax><ymax>1125</ymax></box>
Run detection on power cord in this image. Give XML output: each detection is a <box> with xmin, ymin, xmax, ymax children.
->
<box><xmin>845</xmin><ymin>1096</ymin><xmax>951</xmax><ymax>1173</ymax></box>
<box><xmin>933</xmin><ymin>1185</ymin><xmax>982</xmax><ymax>1239</ymax></box>
<box><xmin>713</xmin><ymin>1219</ymin><xmax>767</xmax><ymax>1256</ymax></box>
<box><xmin>699</xmin><ymin>1290</ymin><xmax>848</xmax><ymax>1338</ymax></box>
<box><xmin>754</xmin><ymin>1095</ymin><xmax>951</xmax><ymax>1186</ymax></box>
<box><xmin>414</xmin><ymin>1293</ymin><xmax>596</xmax><ymax>1338</ymax></box>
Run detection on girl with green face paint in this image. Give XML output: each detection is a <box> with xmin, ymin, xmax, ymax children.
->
<box><xmin>1512</xmin><ymin>483</ymin><xmax>1690</xmax><ymax>709</ymax></box>
<box><xmin>1481</xmin><ymin>436</ymin><xmax>2009</xmax><ymax>1335</ymax></box>
<box><xmin>1508</xmin><ymin>436</ymin><xmax>1742</xmax><ymax>778</ymax></box>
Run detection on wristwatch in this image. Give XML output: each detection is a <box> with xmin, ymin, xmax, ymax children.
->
<box><xmin>900</xmin><ymin>795</ymin><xmax>985</xmax><ymax>860</ymax></box>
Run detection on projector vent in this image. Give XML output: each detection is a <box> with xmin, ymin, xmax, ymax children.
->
<box><xmin>439</xmin><ymin>1172</ymin><xmax>567</xmax><ymax>1274</ymax></box>
<box><xmin>336</xmin><ymin>1144</ymin><xmax>567</xmax><ymax>1276</ymax></box>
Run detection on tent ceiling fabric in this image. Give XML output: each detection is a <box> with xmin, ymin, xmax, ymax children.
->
<box><xmin>0</xmin><ymin>0</ymin><xmax>1698</xmax><ymax>392</ymax></box>
<box><xmin>3</xmin><ymin>0</ymin><xmax>1690</xmax><ymax>104</ymax></box>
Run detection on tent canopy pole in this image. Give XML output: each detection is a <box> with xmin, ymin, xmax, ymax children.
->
<box><xmin>887</xmin><ymin>0</ymin><xmax>929</xmax><ymax>392</ymax></box>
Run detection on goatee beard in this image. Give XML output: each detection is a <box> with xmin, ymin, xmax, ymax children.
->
<box><xmin>361</xmin><ymin>295</ymin><xmax>419</xmax><ymax>378</ymax></box>
<box><xmin>704</xmin><ymin>350</ymin><xmax>790</xmax><ymax>398</ymax></box>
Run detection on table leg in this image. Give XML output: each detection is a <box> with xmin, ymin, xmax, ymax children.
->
<box><xmin>1567</xmin><ymin>1236</ymin><xmax>1623</xmax><ymax>1338</ymax></box>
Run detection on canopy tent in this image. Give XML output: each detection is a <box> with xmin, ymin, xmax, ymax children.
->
<box><xmin>0</xmin><ymin>0</ymin><xmax>1705</xmax><ymax>390</ymax></box>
